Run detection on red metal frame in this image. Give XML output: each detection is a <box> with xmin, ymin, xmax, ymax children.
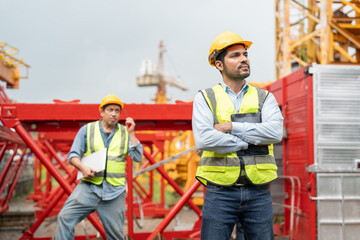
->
<box><xmin>127</xmin><ymin>154</ymin><xmax>202</xmax><ymax>240</ymax></box>
<box><xmin>131</xmin><ymin>133</ymin><xmax>171</xmax><ymax>218</ymax></box>
<box><xmin>0</xmin><ymin>99</ymin><xmax>196</xmax><ymax>239</ymax></box>
<box><xmin>0</xmin><ymin>146</ymin><xmax>28</xmax><ymax>213</ymax></box>
<box><xmin>0</xmin><ymin>123</ymin><xmax>28</xmax><ymax>213</ymax></box>
<box><xmin>0</xmin><ymin>102</ymin><xmax>193</xmax><ymax>132</ymax></box>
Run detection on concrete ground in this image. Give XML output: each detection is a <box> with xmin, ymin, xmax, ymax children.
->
<box><xmin>0</xmin><ymin>199</ymin><xmax>199</xmax><ymax>240</ymax></box>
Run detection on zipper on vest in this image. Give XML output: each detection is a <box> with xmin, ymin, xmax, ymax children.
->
<box><xmin>239</xmin><ymin>157</ymin><xmax>245</xmax><ymax>176</ymax></box>
<box><xmin>104</xmin><ymin>148</ymin><xmax>109</xmax><ymax>179</ymax></box>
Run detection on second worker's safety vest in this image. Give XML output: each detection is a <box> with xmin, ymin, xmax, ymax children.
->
<box><xmin>83</xmin><ymin>121</ymin><xmax>129</xmax><ymax>186</ymax></box>
<box><xmin>195</xmin><ymin>84</ymin><xmax>278</xmax><ymax>186</ymax></box>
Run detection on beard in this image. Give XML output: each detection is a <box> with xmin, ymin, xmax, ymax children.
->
<box><xmin>223</xmin><ymin>63</ymin><xmax>250</xmax><ymax>80</ymax></box>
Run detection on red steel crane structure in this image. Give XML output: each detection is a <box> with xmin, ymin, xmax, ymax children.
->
<box><xmin>0</xmin><ymin>85</ymin><xmax>204</xmax><ymax>239</ymax></box>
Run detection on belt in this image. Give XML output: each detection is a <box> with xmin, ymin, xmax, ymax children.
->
<box><xmin>234</xmin><ymin>176</ymin><xmax>251</xmax><ymax>187</ymax></box>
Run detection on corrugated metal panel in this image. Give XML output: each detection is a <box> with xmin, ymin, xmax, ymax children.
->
<box><xmin>317</xmin><ymin>173</ymin><xmax>360</xmax><ymax>240</ymax></box>
<box><xmin>312</xmin><ymin>64</ymin><xmax>360</xmax><ymax>171</ymax></box>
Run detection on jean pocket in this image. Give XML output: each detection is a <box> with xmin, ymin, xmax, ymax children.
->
<box><xmin>256</xmin><ymin>184</ymin><xmax>270</xmax><ymax>193</ymax></box>
<box><xmin>206</xmin><ymin>183</ymin><xmax>224</xmax><ymax>192</ymax></box>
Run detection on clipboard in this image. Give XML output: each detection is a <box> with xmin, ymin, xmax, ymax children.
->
<box><xmin>77</xmin><ymin>148</ymin><xmax>107</xmax><ymax>180</ymax></box>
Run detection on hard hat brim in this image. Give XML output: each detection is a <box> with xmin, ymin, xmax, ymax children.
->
<box><xmin>208</xmin><ymin>40</ymin><xmax>253</xmax><ymax>66</ymax></box>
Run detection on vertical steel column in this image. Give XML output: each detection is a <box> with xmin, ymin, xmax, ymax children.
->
<box><xmin>127</xmin><ymin>155</ymin><xmax>134</xmax><ymax>238</ymax></box>
<box><xmin>45</xmin><ymin>168</ymin><xmax>51</xmax><ymax>197</ymax></box>
<box><xmin>160</xmin><ymin>151</ymin><xmax>165</xmax><ymax>207</ymax></box>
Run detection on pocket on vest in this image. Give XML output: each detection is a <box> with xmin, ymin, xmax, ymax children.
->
<box><xmin>254</xmin><ymin>155</ymin><xmax>278</xmax><ymax>170</ymax></box>
<box><xmin>202</xmin><ymin>166</ymin><xmax>226</xmax><ymax>173</ymax></box>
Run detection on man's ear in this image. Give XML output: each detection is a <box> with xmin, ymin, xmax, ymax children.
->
<box><xmin>215</xmin><ymin>60</ymin><xmax>224</xmax><ymax>71</ymax></box>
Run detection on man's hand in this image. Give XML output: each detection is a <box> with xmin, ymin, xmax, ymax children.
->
<box><xmin>125</xmin><ymin>117</ymin><xmax>135</xmax><ymax>133</ymax></box>
<box><xmin>70</xmin><ymin>157</ymin><xmax>96</xmax><ymax>179</ymax></box>
<box><xmin>214</xmin><ymin>122</ymin><xmax>232</xmax><ymax>133</ymax></box>
<box><xmin>81</xmin><ymin>166</ymin><xmax>96</xmax><ymax>179</ymax></box>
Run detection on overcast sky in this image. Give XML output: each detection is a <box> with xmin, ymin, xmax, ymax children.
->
<box><xmin>1</xmin><ymin>0</ymin><xmax>275</xmax><ymax>104</ymax></box>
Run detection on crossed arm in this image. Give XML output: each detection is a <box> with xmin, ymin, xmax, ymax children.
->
<box><xmin>192</xmin><ymin>92</ymin><xmax>283</xmax><ymax>154</ymax></box>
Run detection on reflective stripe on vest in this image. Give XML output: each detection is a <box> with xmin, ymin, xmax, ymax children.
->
<box><xmin>195</xmin><ymin>84</ymin><xmax>277</xmax><ymax>186</ymax></box>
<box><xmin>83</xmin><ymin>121</ymin><xmax>129</xmax><ymax>186</ymax></box>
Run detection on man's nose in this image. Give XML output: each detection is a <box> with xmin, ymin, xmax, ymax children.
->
<box><xmin>241</xmin><ymin>56</ymin><xmax>248</xmax><ymax>63</ymax></box>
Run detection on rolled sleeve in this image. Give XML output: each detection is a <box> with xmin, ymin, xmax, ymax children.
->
<box><xmin>128</xmin><ymin>139</ymin><xmax>143</xmax><ymax>162</ymax></box>
<box><xmin>67</xmin><ymin>125</ymin><xmax>87</xmax><ymax>163</ymax></box>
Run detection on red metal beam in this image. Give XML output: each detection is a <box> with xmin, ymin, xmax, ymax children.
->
<box><xmin>142</xmin><ymin>149</ymin><xmax>202</xmax><ymax>216</ymax></box>
<box><xmin>0</xmin><ymin>102</ymin><xmax>193</xmax><ymax>131</ymax></box>
<box><xmin>146</xmin><ymin>180</ymin><xmax>202</xmax><ymax>240</ymax></box>
<box><xmin>0</xmin><ymin>125</ymin><xmax>25</xmax><ymax>145</ymax></box>
<box><xmin>0</xmin><ymin>148</ymin><xmax>27</xmax><ymax>213</ymax></box>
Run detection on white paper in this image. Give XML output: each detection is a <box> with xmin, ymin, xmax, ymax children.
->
<box><xmin>77</xmin><ymin>148</ymin><xmax>107</xmax><ymax>180</ymax></box>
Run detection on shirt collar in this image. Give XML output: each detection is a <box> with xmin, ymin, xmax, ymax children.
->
<box><xmin>220</xmin><ymin>80</ymin><xmax>249</xmax><ymax>94</ymax></box>
<box><xmin>99</xmin><ymin>119</ymin><xmax>119</xmax><ymax>134</ymax></box>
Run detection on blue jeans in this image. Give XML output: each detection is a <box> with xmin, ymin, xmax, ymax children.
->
<box><xmin>55</xmin><ymin>181</ymin><xmax>126</xmax><ymax>240</ymax></box>
<box><xmin>201</xmin><ymin>183</ymin><xmax>274</xmax><ymax>240</ymax></box>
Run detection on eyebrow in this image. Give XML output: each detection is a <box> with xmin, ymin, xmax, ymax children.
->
<box><xmin>229</xmin><ymin>50</ymin><xmax>248</xmax><ymax>56</ymax></box>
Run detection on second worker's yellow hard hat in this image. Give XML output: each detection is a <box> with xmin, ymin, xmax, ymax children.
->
<box><xmin>99</xmin><ymin>94</ymin><xmax>124</xmax><ymax>111</ymax></box>
<box><xmin>208</xmin><ymin>31</ymin><xmax>252</xmax><ymax>66</ymax></box>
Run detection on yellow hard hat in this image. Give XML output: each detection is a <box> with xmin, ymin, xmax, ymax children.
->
<box><xmin>208</xmin><ymin>31</ymin><xmax>252</xmax><ymax>66</ymax></box>
<box><xmin>99</xmin><ymin>94</ymin><xmax>124</xmax><ymax>111</ymax></box>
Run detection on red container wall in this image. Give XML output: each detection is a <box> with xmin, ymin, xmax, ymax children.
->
<box><xmin>266</xmin><ymin>67</ymin><xmax>316</xmax><ymax>240</ymax></box>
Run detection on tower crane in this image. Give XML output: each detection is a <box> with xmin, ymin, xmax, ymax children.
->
<box><xmin>275</xmin><ymin>0</ymin><xmax>360</xmax><ymax>79</ymax></box>
<box><xmin>0</xmin><ymin>42</ymin><xmax>30</xmax><ymax>89</ymax></box>
<box><xmin>136</xmin><ymin>41</ymin><xmax>188</xmax><ymax>104</ymax></box>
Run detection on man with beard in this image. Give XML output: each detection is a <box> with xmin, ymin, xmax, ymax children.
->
<box><xmin>192</xmin><ymin>31</ymin><xmax>283</xmax><ymax>240</ymax></box>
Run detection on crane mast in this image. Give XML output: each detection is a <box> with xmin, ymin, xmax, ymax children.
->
<box><xmin>0</xmin><ymin>42</ymin><xmax>30</xmax><ymax>89</ymax></box>
<box><xmin>136</xmin><ymin>41</ymin><xmax>187</xmax><ymax>104</ymax></box>
<box><xmin>275</xmin><ymin>0</ymin><xmax>360</xmax><ymax>79</ymax></box>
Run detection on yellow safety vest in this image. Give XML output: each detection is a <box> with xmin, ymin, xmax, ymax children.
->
<box><xmin>195</xmin><ymin>84</ymin><xmax>278</xmax><ymax>186</ymax></box>
<box><xmin>83</xmin><ymin>121</ymin><xmax>129</xmax><ymax>186</ymax></box>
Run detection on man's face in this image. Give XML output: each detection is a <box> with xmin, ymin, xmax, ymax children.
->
<box><xmin>221</xmin><ymin>44</ymin><xmax>250</xmax><ymax>81</ymax></box>
<box><xmin>100</xmin><ymin>104</ymin><xmax>121</xmax><ymax>126</ymax></box>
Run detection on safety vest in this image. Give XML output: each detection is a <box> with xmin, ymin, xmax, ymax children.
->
<box><xmin>195</xmin><ymin>84</ymin><xmax>278</xmax><ymax>186</ymax></box>
<box><xmin>82</xmin><ymin>121</ymin><xmax>129</xmax><ymax>186</ymax></box>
